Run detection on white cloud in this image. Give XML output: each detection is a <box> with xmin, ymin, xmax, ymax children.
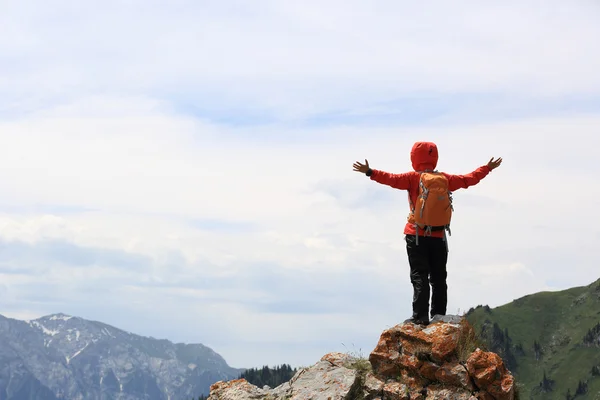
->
<box><xmin>1</xmin><ymin>101</ymin><xmax>599</xmax><ymax>367</ymax></box>
<box><xmin>1</xmin><ymin>1</ymin><xmax>600</xmax><ymax>118</ymax></box>
<box><xmin>1</xmin><ymin>1</ymin><xmax>599</xmax><ymax>369</ymax></box>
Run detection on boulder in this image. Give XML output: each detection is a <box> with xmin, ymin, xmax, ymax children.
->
<box><xmin>369</xmin><ymin>319</ymin><xmax>462</xmax><ymax>380</ymax></box>
<box><xmin>208</xmin><ymin>379</ymin><xmax>266</xmax><ymax>400</ymax></box>
<box><xmin>466</xmin><ymin>349</ymin><xmax>515</xmax><ymax>400</ymax></box>
<box><xmin>434</xmin><ymin>362</ymin><xmax>475</xmax><ymax>391</ymax></box>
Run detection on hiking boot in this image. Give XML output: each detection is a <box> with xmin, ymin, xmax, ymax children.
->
<box><xmin>403</xmin><ymin>317</ymin><xmax>429</xmax><ymax>326</ymax></box>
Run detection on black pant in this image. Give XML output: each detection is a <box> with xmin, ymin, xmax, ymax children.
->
<box><xmin>405</xmin><ymin>234</ymin><xmax>448</xmax><ymax>321</ymax></box>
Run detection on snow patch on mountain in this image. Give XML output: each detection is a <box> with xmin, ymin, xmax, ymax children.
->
<box><xmin>30</xmin><ymin>320</ymin><xmax>60</xmax><ymax>336</ymax></box>
<box><xmin>50</xmin><ymin>314</ymin><xmax>73</xmax><ymax>322</ymax></box>
<box><xmin>66</xmin><ymin>343</ymin><xmax>89</xmax><ymax>365</ymax></box>
<box><xmin>102</xmin><ymin>327</ymin><xmax>116</xmax><ymax>338</ymax></box>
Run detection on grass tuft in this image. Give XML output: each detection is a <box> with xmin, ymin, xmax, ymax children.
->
<box><xmin>341</xmin><ymin>343</ymin><xmax>373</xmax><ymax>374</ymax></box>
<box><xmin>456</xmin><ymin>316</ymin><xmax>488</xmax><ymax>363</ymax></box>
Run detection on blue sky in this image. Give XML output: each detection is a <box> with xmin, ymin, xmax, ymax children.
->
<box><xmin>1</xmin><ymin>0</ymin><xmax>600</xmax><ymax>369</ymax></box>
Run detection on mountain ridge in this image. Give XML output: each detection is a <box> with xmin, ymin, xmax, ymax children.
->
<box><xmin>0</xmin><ymin>311</ymin><xmax>243</xmax><ymax>400</ymax></box>
<box><xmin>466</xmin><ymin>276</ymin><xmax>600</xmax><ymax>400</ymax></box>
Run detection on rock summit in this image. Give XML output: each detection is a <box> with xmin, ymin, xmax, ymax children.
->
<box><xmin>208</xmin><ymin>315</ymin><xmax>515</xmax><ymax>400</ymax></box>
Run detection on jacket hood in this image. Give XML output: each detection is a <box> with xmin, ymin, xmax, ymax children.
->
<box><xmin>410</xmin><ymin>141</ymin><xmax>438</xmax><ymax>171</ymax></box>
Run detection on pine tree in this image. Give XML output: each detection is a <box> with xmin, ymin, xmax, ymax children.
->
<box><xmin>533</xmin><ymin>340</ymin><xmax>543</xmax><ymax>361</ymax></box>
<box><xmin>583</xmin><ymin>322</ymin><xmax>600</xmax><ymax>346</ymax></box>
<box><xmin>491</xmin><ymin>323</ymin><xmax>504</xmax><ymax>349</ymax></box>
<box><xmin>575</xmin><ymin>380</ymin><xmax>588</xmax><ymax>396</ymax></box>
<box><xmin>515</xmin><ymin>342</ymin><xmax>525</xmax><ymax>356</ymax></box>
<box><xmin>539</xmin><ymin>370</ymin><xmax>554</xmax><ymax>392</ymax></box>
<box><xmin>239</xmin><ymin>364</ymin><xmax>297</xmax><ymax>388</ymax></box>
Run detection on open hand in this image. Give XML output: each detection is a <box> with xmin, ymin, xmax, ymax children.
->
<box><xmin>353</xmin><ymin>159</ymin><xmax>370</xmax><ymax>174</ymax></box>
<box><xmin>487</xmin><ymin>157</ymin><xmax>503</xmax><ymax>170</ymax></box>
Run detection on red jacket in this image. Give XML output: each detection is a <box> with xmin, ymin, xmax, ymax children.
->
<box><xmin>369</xmin><ymin>142</ymin><xmax>491</xmax><ymax>237</ymax></box>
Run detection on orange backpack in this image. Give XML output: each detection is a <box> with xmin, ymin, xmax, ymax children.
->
<box><xmin>408</xmin><ymin>171</ymin><xmax>453</xmax><ymax>241</ymax></box>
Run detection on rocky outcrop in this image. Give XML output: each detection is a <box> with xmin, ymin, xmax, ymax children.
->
<box><xmin>209</xmin><ymin>352</ymin><xmax>362</xmax><ymax>400</ymax></box>
<box><xmin>207</xmin><ymin>315</ymin><xmax>515</xmax><ymax>400</ymax></box>
<box><xmin>368</xmin><ymin>315</ymin><xmax>514</xmax><ymax>400</ymax></box>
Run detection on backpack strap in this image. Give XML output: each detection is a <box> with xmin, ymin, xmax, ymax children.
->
<box><xmin>443</xmin><ymin>230</ymin><xmax>449</xmax><ymax>253</ymax></box>
<box><xmin>411</xmin><ymin>172</ymin><xmax>423</xmax><ymax>245</ymax></box>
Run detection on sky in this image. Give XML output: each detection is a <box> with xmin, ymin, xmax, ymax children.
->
<box><xmin>1</xmin><ymin>0</ymin><xmax>600</xmax><ymax>369</ymax></box>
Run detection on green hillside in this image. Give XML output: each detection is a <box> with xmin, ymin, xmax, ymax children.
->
<box><xmin>466</xmin><ymin>277</ymin><xmax>600</xmax><ymax>400</ymax></box>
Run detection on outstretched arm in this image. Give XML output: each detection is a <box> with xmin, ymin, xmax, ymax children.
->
<box><xmin>353</xmin><ymin>159</ymin><xmax>412</xmax><ymax>190</ymax></box>
<box><xmin>446</xmin><ymin>157</ymin><xmax>502</xmax><ymax>191</ymax></box>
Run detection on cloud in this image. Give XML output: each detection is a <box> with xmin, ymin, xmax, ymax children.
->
<box><xmin>1</xmin><ymin>0</ymin><xmax>599</xmax><ymax>369</ymax></box>
<box><xmin>1</xmin><ymin>108</ymin><xmax>598</xmax><ymax>368</ymax></box>
<box><xmin>188</xmin><ymin>218</ymin><xmax>257</xmax><ymax>233</ymax></box>
<box><xmin>2</xmin><ymin>1</ymin><xmax>600</xmax><ymax>122</ymax></box>
<box><xmin>0</xmin><ymin>238</ymin><xmax>149</xmax><ymax>271</ymax></box>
